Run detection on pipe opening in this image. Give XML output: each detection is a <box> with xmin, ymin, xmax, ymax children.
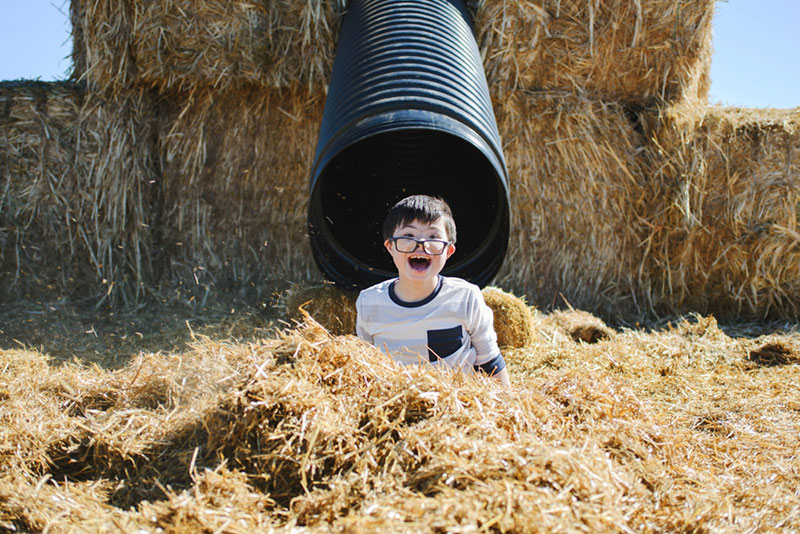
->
<box><xmin>311</xmin><ymin>127</ymin><xmax>506</xmax><ymax>287</ymax></box>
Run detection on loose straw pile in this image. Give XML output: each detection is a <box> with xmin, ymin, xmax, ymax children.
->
<box><xmin>1</xmin><ymin>313</ymin><xmax>798</xmax><ymax>531</ymax></box>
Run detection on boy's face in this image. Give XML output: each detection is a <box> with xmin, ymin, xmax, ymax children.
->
<box><xmin>384</xmin><ymin>217</ymin><xmax>456</xmax><ymax>284</ymax></box>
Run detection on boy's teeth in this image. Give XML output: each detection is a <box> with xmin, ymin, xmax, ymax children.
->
<box><xmin>409</xmin><ymin>255</ymin><xmax>431</xmax><ymax>270</ymax></box>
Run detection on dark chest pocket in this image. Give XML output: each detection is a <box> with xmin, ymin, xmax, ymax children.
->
<box><xmin>427</xmin><ymin>325</ymin><xmax>463</xmax><ymax>362</ymax></box>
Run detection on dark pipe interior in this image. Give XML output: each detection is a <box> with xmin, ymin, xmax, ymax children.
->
<box><xmin>316</xmin><ymin>128</ymin><xmax>503</xmax><ymax>279</ymax></box>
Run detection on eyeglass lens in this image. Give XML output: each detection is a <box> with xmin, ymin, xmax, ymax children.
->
<box><xmin>394</xmin><ymin>237</ymin><xmax>447</xmax><ymax>254</ymax></box>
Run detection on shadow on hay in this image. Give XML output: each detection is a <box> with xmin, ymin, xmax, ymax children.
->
<box><xmin>203</xmin><ymin>354</ymin><xmax>439</xmax><ymax>509</ymax></box>
<box><xmin>747</xmin><ymin>342</ymin><xmax>800</xmax><ymax>368</ymax></box>
<box><xmin>44</xmin><ymin>418</ymin><xmax>211</xmax><ymax>509</ymax></box>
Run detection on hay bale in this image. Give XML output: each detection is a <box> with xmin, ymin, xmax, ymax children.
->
<box><xmin>482</xmin><ymin>286</ymin><xmax>536</xmax><ymax>348</ymax></box>
<box><xmin>0</xmin><ymin>81</ymin><xmax>159</xmax><ymax>305</ymax></box>
<box><xmin>494</xmin><ymin>89</ymin><xmax>648</xmax><ymax>318</ymax></box>
<box><xmin>157</xmin><ymin>85</ymin><xmax>321</xmax><ymax>290</ymax></box>
<box><xmin>70</xmin><ymin>0</ymin><xmax>713</xmax><ymax>105</ymax></box>
<box><xmin>70</xmin><ymin>0</ymin><xmax>345</xmax><ymax>93</ymax></box>
<box><xmin>640</xmin><ymin>105</ymin><xmax>800</xmax><ymax>319</ymax></box>
<box><xmin>474</xmin><ymin>0</ymin><xmax>714</xmax><ymax>106</ymax></box>
<box><xmin>542</xmin><ymin>309</ymin><xmax>614</xmax><ymax>344</ymax></box>
<box><xmin>279</xmin><ymin>283</ymin><xmax>358</xmax><ymax>336</ymax></box>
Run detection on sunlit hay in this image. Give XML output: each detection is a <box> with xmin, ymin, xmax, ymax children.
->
<box><xmin>641</xmin><ymin>105</ymin><xmax>800</xmax><ymax>319</ymax></box>
<box><xmin>541</xmin><ymin>309</ymin><xmax>615</xmax><ymax>344</ymax></box>
<box><xmin>203</xmin><ymin>320</ymin><xmax>639</xmax><ymax>530</ymax></box>
<box><xmin>494</xmin><ymin>89</ymin><xmax>649</xmax><ymax>319</ymax></box>
<box><xmin>0</xmin><ymin>81</ymin><xmax>160</xmax><ymax>306</ymax></box>
<box><xmin>0</xmin><ymin>339</ymin><xmax>242</xmax><ymax>507</ymax></box>
<box><xmin>474</xmin><ymin>0</ymin><xmax>714</xmax><ymax>106</ymax></box>
<box><xmin>2</xmin><ymin>313</ymin><xmax>800</xmax><ymax>530</ymax></box>
<box><xmin>0</xmin><ymin>349</ymin><xmax>85</xmax><ymax>477</ymax></box>
<box><xmin>202</xmin><ymin>318</ymin><xmax>531</xmax><ymax>510</ymax></box>
<box><xmin>70</xmin><ymin>0</ymin><xmax>346</xmax><ymax>94</ymax></box>
<box><xmin>157</xmin><ymin>85</ymin><xmax>322</xmax><ymax>290</ymax></box>
<box><xmin>0</xmin><ymin>473</ymin><xmax>146</xmax><ymax>533</ymax></box>
<box><xmin>279</xmin><ymin>283</ymin><xmax>358</xmax><ymax>336</ymax></box>
<box><xmin>137</xmin><ymin>465</ymin><xmax>278</xmax><ymax>532</ymax></box>
<box><xmin>481</xmin><ymin>286</ymin><xmax>536</xmax><ymax>348</ymax></box>
<box><xmin>501</xmin><ymin>314</ymin><xmax>800</xmax><ymax>531</ymax></box>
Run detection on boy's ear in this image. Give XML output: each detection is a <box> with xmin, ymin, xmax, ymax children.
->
<box><xmin>384</xmin><ymin>239</ymin><xmax>393</xmax><ymax>254</ymax></box>
<box><xmin>446</xmin><ymin>242</ymin><xmax>456</xmax><ymax>258</ymax></box>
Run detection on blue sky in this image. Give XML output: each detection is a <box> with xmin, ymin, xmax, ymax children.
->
<box><xmin>1</xmin><ymin>0</ymin><xmax>798</xmax><ymax>109</ymax></box>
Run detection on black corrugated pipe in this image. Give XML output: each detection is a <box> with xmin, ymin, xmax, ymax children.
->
<box><xmin>308</xmin><ymin>0</ymin><xmax>510</xmax><ymax>290</ymax></box>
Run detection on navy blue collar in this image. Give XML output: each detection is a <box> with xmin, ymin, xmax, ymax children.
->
<box><xmin>389</xmin><ymin>276</ymin><xmax>444</xmax><ymax>308</ymax></box>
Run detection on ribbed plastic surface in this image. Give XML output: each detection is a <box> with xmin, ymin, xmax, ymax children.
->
<box><xmin>308</xmin><ymin>0</ymin><xmax>510</xmax><ymax>290</ymax></box>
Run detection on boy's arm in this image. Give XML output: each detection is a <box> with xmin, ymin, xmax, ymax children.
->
<box><xmin>491</xmin><ymin>367</ymin><xmax>511</xmax><ymax>387</ymax></box>
<box><xmin>474</xmin><ymin>353</ymin><xmax>510</xmax><ymax>386</ymax></box>
<box><xmin>355</xmin><ymin>293</ymin><xmax>374</xmax><ymax>343</ymax></box>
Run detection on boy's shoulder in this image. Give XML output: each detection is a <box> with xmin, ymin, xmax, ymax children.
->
<box><xmin>440</xmin><ymin>276</ymin><xmax>479</xmax><ymax>290</ymax></box>
<box><xmin>439</xmin><ymin>276</ymin><xmax>482</xmax><ymax>296</ymax></box>
<box><xmin>357</xmin><ymin>278</ymin><xmax>395</xmax><ymax>302</ymax></box>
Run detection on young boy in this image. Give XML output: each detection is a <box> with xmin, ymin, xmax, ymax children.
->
<box><xmin>356</xmin><ymin>195</ymin><xmax>510</xmax><ymax>386</ymax></box>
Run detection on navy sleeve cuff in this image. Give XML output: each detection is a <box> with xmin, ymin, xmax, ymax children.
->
<box><xmin>474</xmin><ymin>354</ymin><xmax>506</xmax><ymax>376</ymax></box>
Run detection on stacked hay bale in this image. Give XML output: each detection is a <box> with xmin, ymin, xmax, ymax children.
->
<box><xmin>474</xmin><ymin>0</ymin><xmax>713</xmax><ymax>105</ymax></box>
<box><xmin>156</xmin><ymin>86</ymin><xmax>323</xmax><ymax>289</ymax></box>
<box><xmin>2</xmin><ymin>1</ymin><xmax>345</xmax><ymax>304</ymax></box>
<box><xmin>2</xmin><ymin>0</ymin><xmax>798</xmax><ymax>320</ymax></box>
<box><xmin>493</xmin><ymin>90</ymin><xmax>649</xmax><ymax>315</ymax></box>
<box><xmin>0</xmin><ymin>81</ymin><xmax>160</xmax><ymax>305</ymax></box>
<box><xmin>69</xmin><ymin>0</ymin><xmax>343</xmax><ymax>93</ymax></box>
<box><xmin>475</xmin><ymin>0</ymin><xmax>718</xmax><ymax>318</ymax></box>
<box><xmin>640</xmin><ymin>104</ymin><xmax>800</xmax><ymax>318</ymax></box>
<box><xmin>72</xmin><ymin>0</ymin><xmax>346</xmax><ymax>297</ymax></box>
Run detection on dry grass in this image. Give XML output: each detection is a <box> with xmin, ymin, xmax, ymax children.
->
<box><xmin>70</xmin><ymin>0</ymin><xmax>347</xmax><ymax>93</ymax></box>
<box><xmin>640</xmin><ymin>104</ymin><xmax>800</xmax><ymax>319</ymax></box>
<box><xmin>0</xmin><ymin>81</ymin><xmax>159</xmax><ymax>306</ymax></box>
<box><xmin>474</xmin><ymin>0</ymin><xmax>714</xmax><ymax>105</ymax></box>
<box><xmin>156</xmin><ymin>85</ymin><xmax>323</xmax><ymax>291</ymax></box>
<box><xmin>495</xmin><ymin>89</ymin><xmax>649</xmax><ymax>318</ymax></box>
<box><xmin>1</xmin><ymin>301</ymin><xmax>798</xmax><ymax>532</ymax></box>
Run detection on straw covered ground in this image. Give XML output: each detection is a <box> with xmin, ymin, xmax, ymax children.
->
<box><xmin>1</xmin><ymin>286</ymin><xmax>799</xmax><ymax>532</ymax></box>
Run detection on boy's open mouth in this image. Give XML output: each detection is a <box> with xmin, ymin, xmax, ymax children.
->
<box><xmin>408</xmin><ymin>255</ymin><xmax>431</xmax><ymax>272</ymax></box>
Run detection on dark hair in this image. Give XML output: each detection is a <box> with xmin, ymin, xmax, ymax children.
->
<box><xmin>383</xmin><ymin>195</ymin><xmax>457</xmax><ymax>243</ymax></box>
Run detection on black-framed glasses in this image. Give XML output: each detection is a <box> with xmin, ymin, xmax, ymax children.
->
<box><xmin>389</xmin><ymin>237</ymin><xmax>451</xmax><ymax>255</ymax></box>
